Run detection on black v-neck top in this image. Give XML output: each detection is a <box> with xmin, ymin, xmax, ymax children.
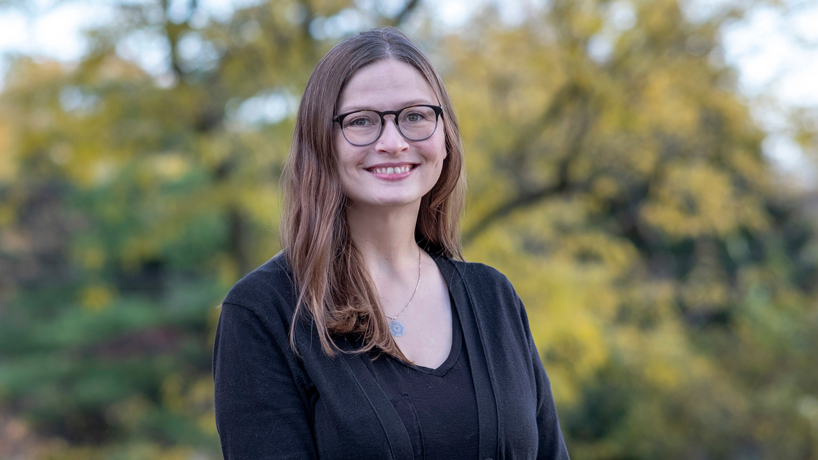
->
<box><xmin>366</xmin><ymin>297</ymin><xmax>479</xmax><ymax>460</ymax></box>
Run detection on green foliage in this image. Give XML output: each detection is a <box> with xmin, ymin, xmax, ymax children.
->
<box><xmin>1</xmin><ymin>0</ymin><xmax>817</xmax><ymax>458</ymax></box>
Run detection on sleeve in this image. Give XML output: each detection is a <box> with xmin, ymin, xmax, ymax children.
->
<box><xmin>213</xmin><ymin>301</ymin><xmax>318</xmax><ymax>460</ymax></box>
<box><xmin>519</xmin><ymin>295</ymin><xmax>571</xmax><ymax>460</ymax></box>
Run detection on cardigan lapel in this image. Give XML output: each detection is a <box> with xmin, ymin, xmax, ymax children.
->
<box><xmin>435</xmin><ymin>257</ymin><xmax>499</xmax><ymax>460</ymax></box>
<box><xmin>336</xmin><ymin>338</ymin><xmax>415</xmax><ymax>460</ymax></box>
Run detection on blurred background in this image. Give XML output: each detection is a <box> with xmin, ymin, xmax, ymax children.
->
<box><xmin>1</xmin><ymin>0</ymin><xmax>817</xmax><ymax>458</ymax></box>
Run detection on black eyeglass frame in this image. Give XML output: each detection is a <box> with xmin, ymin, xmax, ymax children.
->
<box><xmin>333</xmin><ymin>104</ymin><xmax>444</xmax><ymax>146</ymax></box>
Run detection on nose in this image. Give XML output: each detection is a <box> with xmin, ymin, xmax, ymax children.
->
<box><xmin>376</xmin><ymin>116</ymin><xmax>409</xmax><ymax>153</ymax></box>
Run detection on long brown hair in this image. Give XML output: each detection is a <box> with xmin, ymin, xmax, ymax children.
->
<box><xmin>280</xmin><ymin>28</ymin><xmax>466</xmax><ymax>359</ymax></box>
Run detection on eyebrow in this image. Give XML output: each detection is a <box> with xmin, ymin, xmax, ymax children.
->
<box><xmin>337</xmin><ymin>99</ymin><xmax>438</xmax><ymax>114</ymax></box>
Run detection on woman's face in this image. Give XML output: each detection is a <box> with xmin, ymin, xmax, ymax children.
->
<box><xmin>334</xmin><ymin>59</ymin><xmax>446</xmax><ymax>213</ymax></box>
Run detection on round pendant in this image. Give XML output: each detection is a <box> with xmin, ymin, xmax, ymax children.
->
<box><xmin>389</xmin><ymin>320</ymin><xmax>405</xmax><ymax>337</ymax></box>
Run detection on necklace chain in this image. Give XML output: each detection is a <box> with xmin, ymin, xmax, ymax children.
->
<box><xmin>385</xmin><ymin>248</ymin><xmax>422</xmax><ymax>323</ymax></box>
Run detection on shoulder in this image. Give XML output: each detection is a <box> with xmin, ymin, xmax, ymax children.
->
<box><xmin>445</xmin><ymin>258</ymin><xmax>518</xmax><ymax>298</ymax></box>
<box><xmin>437</xmin><ymin>256</ymin><xmax>524</xmax><ymax>320</ymax></box>
<box><xmin>221</xmin><ymin>252</ymin><xmax>298</xmax><ymax>321</ymax></box>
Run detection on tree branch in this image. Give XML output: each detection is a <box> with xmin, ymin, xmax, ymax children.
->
<box><xmin>504</xmin><ymin>82</ymin><xmax>582</xmax><ymax>163</ymax></box>
<box><xmin>463</xmin><ymin>85</ymin><xmax>594</xmax><ymax>243</ymax></box>
<box><xmin>389</xmin><ymin>0</ymin><xmax>421</xmax><ymax>27</ymax></box>
<box><xmin>161</xmin><ymin>0</ymin><xmax>199</xmax><ymax>78</ymax></box>
<box><xmin>463</xmin><ymin>156</ymin><xmax>572</xmax><ymax>242</ymax></box>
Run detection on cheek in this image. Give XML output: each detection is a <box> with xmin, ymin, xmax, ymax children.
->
<box><xmin>334</xmin><ymin>144</ymin><xmax>357</xmax><ymax>173</ymax></box>
<box><xmin>334</xmin><ymin>130</ymin><xmax>353</xmax><ymax>166</ymax></box>
<box><xmin>436</xmin><ymin>126</ymin><xmax>447</xmax><ymax>160</ymax></box>
<box><xmin>435</xmin><ymin>135</ymin><xmax>447</xmax><ymax>164</ymax></box>
<box><xmin>438</xmin><ymin>121</ymin><xmax>448</xmax><ymax>157</ymax></box>
<box><xmin>429</xmin><ymin>139</ymin><xmax>447</xmax><ymax>180</ymax></box>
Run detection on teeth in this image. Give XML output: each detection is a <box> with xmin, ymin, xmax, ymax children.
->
<box><xmin>371</xmin><ymin>165</ymin><xmax>412</xmax><ymax>174</ymax></box>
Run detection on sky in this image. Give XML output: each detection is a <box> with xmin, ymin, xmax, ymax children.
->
<box><xmin>1</xmin><ymin>0</ymin><xmax>816</xmax><ymax>182</ymax></box>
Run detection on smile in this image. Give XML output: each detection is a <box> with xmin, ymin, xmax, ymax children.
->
<box><xmin>367</xmin><ymin>165</ymin><xmax>416</xmax><ymax>175</ymax></box>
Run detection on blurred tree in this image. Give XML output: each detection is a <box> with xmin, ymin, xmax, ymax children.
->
<box><xmin>0</xmin><ymin>0</ymin><xmax>422</xmax><ymax>457</ymax></box>
<box><xmin>449</xmin><ymin>0</ymin><xmax>818</xmax><ymax>458</ymax></box>
<box><xmin>0</xmin><ymin>0</ymin><xmax>816</xmax><ymax>458</ymax></box>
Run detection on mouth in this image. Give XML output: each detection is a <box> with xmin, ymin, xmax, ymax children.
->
<box><xmin>366</xmin><ymin>164</ymin><xmax>417</xmax><ymax>175</ymax></box>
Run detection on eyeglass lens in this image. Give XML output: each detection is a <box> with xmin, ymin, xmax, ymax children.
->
<box><xmin>340</xmin><ymin>106</ymin><xmax>439</xmax><ymax>146</ymax></box>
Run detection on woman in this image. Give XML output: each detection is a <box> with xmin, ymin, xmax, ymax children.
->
<box><xmin>213</xmin><ymin>28</ymin><xmax>569</xmax><ymax>460</ymax></box>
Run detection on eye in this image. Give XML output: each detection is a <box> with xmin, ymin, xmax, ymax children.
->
<box><xmin>343</xmin><ymin>112</ymin><xmax>379</xmax><ymax>128</ymax></box>
<box><xmin>402</xmin><ymin>111</ymin><xmax>428</xmax><ymax>123</ymax></box>
<box><xmin>399</xmin><ymin>106</ymin><xmax>436</xmax><ymax>125</ymax></box>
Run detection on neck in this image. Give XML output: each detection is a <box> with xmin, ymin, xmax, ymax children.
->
<box><xmin>346</xmin><ymin>201</ymin><xmax>421</xmax><ymax>276</ymax></box>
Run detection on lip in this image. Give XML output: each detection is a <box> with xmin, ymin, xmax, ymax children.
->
<box><xmin>364</xmin><ymin>162</ymin><xmax>418</xmax><ymax>181</ymax></box>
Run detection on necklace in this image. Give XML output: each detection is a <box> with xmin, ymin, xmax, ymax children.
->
<box><xmin>385</xmin><ymin>248</ymin><xmax>422</xmax><ymax>337</ymax></box>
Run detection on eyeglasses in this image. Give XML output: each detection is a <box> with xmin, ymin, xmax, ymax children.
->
<box><xmin>333</xmin><ymin>105</ymin><xmax>443</xmax><ymax>146</ymax></box>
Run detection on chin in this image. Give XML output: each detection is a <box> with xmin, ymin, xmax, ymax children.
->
<box><xmin>373</xmin><ymin>198</ymin><xmax>421</xmax><ymax>208</ymax></box>
<box><xmin>348</xmin><ymin>194</ymin><xmax>424</xmax><ymax>210</ymax></box>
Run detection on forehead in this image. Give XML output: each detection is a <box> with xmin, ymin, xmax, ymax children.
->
<box><xmin>337</xmin><ymin>59</ymin><xmax>438</xmax><ymax>113</ymax></box>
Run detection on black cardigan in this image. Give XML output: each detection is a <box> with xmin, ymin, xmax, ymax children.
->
<box><xmin>213</xmin><ymin>252</ymin><xmax>570</xmax><ymax>460</ymax></box>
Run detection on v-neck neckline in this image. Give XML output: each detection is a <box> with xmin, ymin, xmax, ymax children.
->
<box><xmin>383</xmin><ymin>290</ymin><xmax>462</xmax><ymax>376</ymax></box>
